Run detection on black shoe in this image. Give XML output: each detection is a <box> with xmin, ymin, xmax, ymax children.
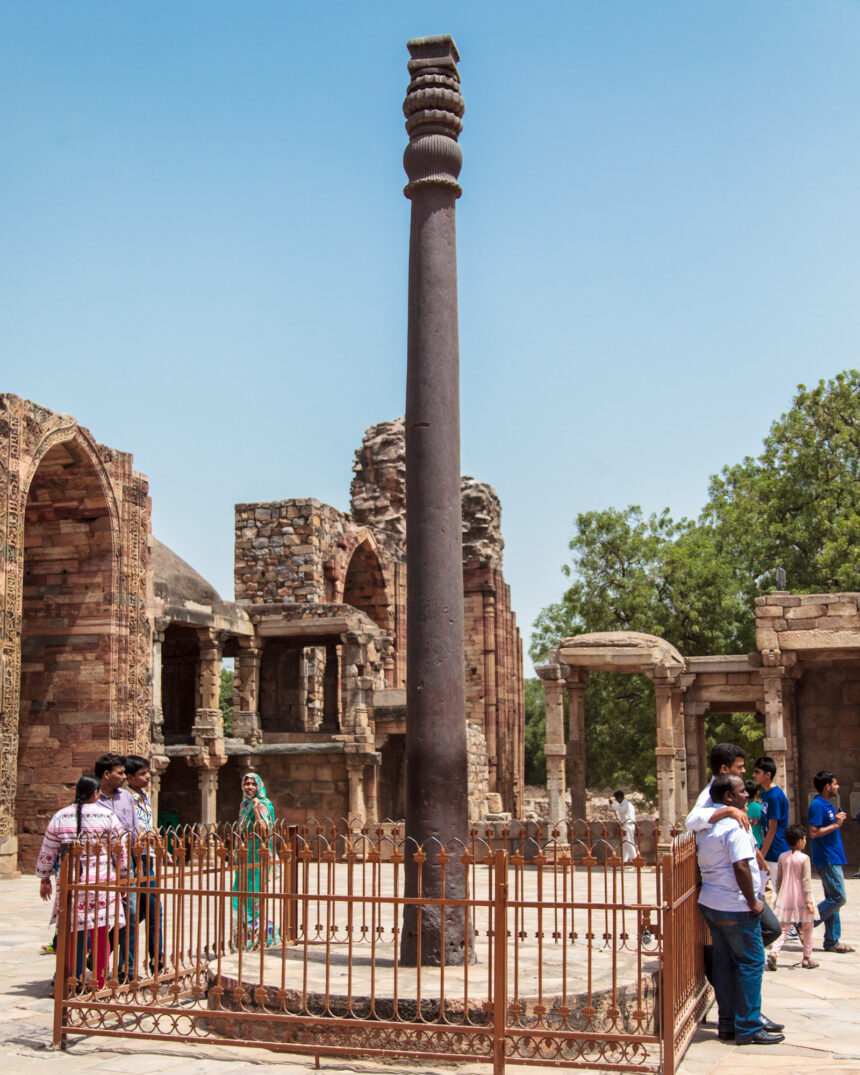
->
<box><xmin>717</xmin><ymin>1029</ymin><xmax>735</xmax><ymax>1041</ymax></box>
<box><xmin>737</xmin><ymin>1030</ymin><xmax>785</xmax><ymax>1045</ymax></box>
<box><xmin>760</xmin><ymin>1015</ymin><xmax>784</xmax><ymax>1032</ymax></box>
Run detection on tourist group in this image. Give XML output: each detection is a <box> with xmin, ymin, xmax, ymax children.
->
<box><xmin>687</xmin><ymin>743</ymin><xmax>852</xmax><ymax>1045</ymax></box>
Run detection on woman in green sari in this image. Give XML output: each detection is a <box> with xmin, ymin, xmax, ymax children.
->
<box><xmin>232</xmin><ymin>771</ymin><xmax>277</xmax><ymax>948</ymax></box>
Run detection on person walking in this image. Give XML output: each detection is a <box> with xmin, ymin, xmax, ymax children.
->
<box><xmin>766</xmin><ymin>824</ymin><xmax>817</xmax><ymax>970</ymax></box>
<box><xmin>695</xmin><ymin>774</ymin><xmax>784</xmax><ymax>1046</ymax></box>
<box><xmin>809</xmin><ymin>770</ymin><xmax>853</xmax><ymax>954</ymax></box>
<box><xmin>610</xmin><ymin>790</ymin><xmax>637</xmax><ymax>864</ymax></box>
<box><xmin>36</xmin><ymin>775</ymin><xmax>127</xmax><ymax>989</ymax></box>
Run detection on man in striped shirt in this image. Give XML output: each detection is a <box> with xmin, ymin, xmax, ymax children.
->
<box><xmin>125</xmin><ymin>755</ymin><xmax>165</xmax><ymax>976</ymax></box>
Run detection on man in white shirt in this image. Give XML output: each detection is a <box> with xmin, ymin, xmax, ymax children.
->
<box><xmin>610</xmin><ymin>790</ymin><xmax>636</xmax><ymax>863</ymax></box>
<box><xmin>696</xmin><ymin>775</ymin><xmax>784</xmax><ymax>1046</ymax></box>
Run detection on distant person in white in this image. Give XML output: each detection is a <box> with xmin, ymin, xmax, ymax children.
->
<box><xmin>610</xmin><ymin>790</ymin><xmax>636</xmax><ymax>863</ymax></box>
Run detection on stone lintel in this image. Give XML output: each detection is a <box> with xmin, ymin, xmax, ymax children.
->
<box><xmin>779</xmin><ymin>630</ymin><xmax>860</xmax><ymax>651</ymax></box>
<box><xmin>255</xmin><ymin>617</ymin><xmax>354</xmax><ymax>638</ymax></box>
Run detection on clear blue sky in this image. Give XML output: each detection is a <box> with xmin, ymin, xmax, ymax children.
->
<box><xmin>4</xmin><ymin>2</ymin><xmax>860</xmax><ymax>672</ymax></box>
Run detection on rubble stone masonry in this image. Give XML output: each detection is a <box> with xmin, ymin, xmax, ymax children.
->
<box><xmin>233</xmin><ymin>419</ymin><xmax>525</xmax><ymax>815</ymax></box>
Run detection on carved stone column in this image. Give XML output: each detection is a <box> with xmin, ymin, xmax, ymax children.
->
<box><xmin>762</xmin><ymin>668</ymin><xmax>791</xmax><ymax>807</ymax></box>
<box><xmin>683</xmin><ymin>700</ymin><xmax>709</xmax><ymax>807</ymax></box>
<box><xmin>365</xmin><ymin>755</ymin><xmax>380</xmax><ymax>826</ymax></box>
<box><xmin>654</xmin><ymin>680</ymin><xmax>676</xmax><ymax>847</ymax></box>
<box><xmin>233</xmin><ymin>640</ymin><xmax>263</xmax><ymax>745</ymax></box>
<box><xmin>198</xmin><ymin>769</ymin><xmax>219</xmax><ymax>828</ymax></box>
<box><xmin>482</xmin><ymin>593</ymin><xmax>498</xmax><ymax>794</ymax></box>
<box><xmin>566</xmin><ymin>671</ymin><xmax>588</xmax><ymax>823</ymax></box>
<box><xmin>401</xmin><ymin>34</ymin><xmax>469</xmax><ymax>966</ymax></box>
<box><xmin>149</xmin><ymin>754</ymin><xmax>170</xmax><ymax>824</ymax></box>
<box><xmin>195</xmin><ymin>628</ymin><xmax>223</xmax><ymax>728</ymax></box>
<box><xmin>536</xmin><ymin>664</ymin><xmax>567</xmax><ymax>825</ymax></box>
<box><xmin>671</xmin><ymin>687</ymin><xmax>687</xmax><ymax>818</ymax></box>
<box><xmin>346</xmin><ymin>756</ymin><xmax>367</xmax><ymax>822</ymax></box>
<box><xmin>150</xmin><ymin>625</ymin><xmax>166</xmax><ymax>746</ymax></box>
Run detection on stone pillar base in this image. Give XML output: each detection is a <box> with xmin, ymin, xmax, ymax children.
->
<box><xmin>0</xmin><ymin>835</ymin><xmax>21</xmax><ymax>879</ymax></box>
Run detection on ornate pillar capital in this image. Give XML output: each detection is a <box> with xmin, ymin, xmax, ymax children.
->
<box><xmin>403</xmin><ymin>35</ymin><xmax>463</xmax><ymax>199</ymax></box>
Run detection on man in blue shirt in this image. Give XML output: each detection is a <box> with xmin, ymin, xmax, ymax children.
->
<box><xmin>753</xmin><ymin>756</ymin><xmax>790</xmax><ymax>881</ymax></box>
<box><xmin>809</xmin><ymin>770</ymin><xmax>853</xmax><ymax>954</ymax></box>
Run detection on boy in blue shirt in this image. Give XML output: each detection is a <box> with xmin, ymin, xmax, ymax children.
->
<box><xmin>754</xmin><ymin>756</ymin><xmax>790</xmax><ymax>882</ymax></box>
<box><xmin>808</xmin><ymin>770</ymin><xmax>853</xmax><ymax>954</ymax></box>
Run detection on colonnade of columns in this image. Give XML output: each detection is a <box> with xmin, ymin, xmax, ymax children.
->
<box><xmin>537</xmin><ymin>652</ymin><xmax>794</xmax><ymax>848</ymax></box>
<box><xmin>151</xmin><ymin>622</ymin><xmax>388</xmax><ymax>827</ymax></box>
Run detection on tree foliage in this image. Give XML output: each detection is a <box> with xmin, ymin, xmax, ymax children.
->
<box><xmin>219</xmin><ymin>668</ymin><xmax>234</xmax><ymax>736</ymax></box>
<box><xmin>528</xmin><ymin>372</ymin><xmax>860</xmax><ymax>799</ymax></box>
<box><xmin>523</xmin><ymin>678</ymin><xmax>547</xmax><ymax>785</ymax></box>
<box><xmin>705</xmin><ymin>370</ymin><xmax>860</xmax><ymax>594</ymax></box>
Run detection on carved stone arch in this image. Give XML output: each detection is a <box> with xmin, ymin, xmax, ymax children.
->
<box><xmin>21</xmin><ymin>421</ymin><xmax>121</xmax><ymax>537</ymax></box>
<box><xmin>0</xmin><ymin>398</ymin><xmax>151</xmax><ymax>877</ymax></box>
<box><xmin>341</xmin><ymin>531</ymin><xmax>391</xmax><ymax>634</ymax></box>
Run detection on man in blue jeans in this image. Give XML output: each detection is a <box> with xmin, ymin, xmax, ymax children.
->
<box><xmin>809</xmin><ymin>770</ymin><xmax>854</xmax><ymax>954</ymax></box>
<box><xmin>696</xmin><ymin>775</ymin><xmax>785</xmax><ymax>1046</ymax></box>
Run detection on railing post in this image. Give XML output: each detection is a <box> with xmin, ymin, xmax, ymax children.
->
<box><xmin>52</xmin><ymin>851</ymin><xmax>71</xmax><ymax>1050</ymax></box>
<box><xmin>661</xmin><ymin>845</ymin><xmax>676</xmax><ymax>1075</ymax></box>
<box><xmin>493</xmin><ymin>848</ymin><xmax>508</xmax><ymax>1075</ymax></box>
<box><xmin>287</xmin><ymin>825</ymin><xmax>299</xmax><ymax>943</ymax></box>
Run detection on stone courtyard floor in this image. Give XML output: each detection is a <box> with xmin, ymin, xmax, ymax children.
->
<box><xmin>2</xmin><ymin>874</ymin><xmax>860</xmax><ymax>1074</ymax></box>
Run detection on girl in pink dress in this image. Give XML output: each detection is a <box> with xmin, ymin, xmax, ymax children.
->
<box><xmin>37</xmin><ymin>775</ymin><xmax>127</xmax><ymax>988</ymax></box>
<box><xmin>767</xmin><ymin>823</ymin><xmax>817</xmax><ymax>970</ymax></box>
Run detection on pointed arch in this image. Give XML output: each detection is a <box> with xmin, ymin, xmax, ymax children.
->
<box><xmin>343</xmin><ymin>534</ymin><xmax>391</xmax><ymax>633</ymax></box>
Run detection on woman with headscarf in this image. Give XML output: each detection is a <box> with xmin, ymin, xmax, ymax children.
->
<box><xmin>36</xmin><ymin>774</ymin><xmax>128</xmax><ymax>989</ymax></box>
<box><xmin>232</xmin><ymin>771</ymin><xmax>277</xmax><ymax>948</ymax></box>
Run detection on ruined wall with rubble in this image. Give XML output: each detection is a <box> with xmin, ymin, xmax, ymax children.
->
<box><xmin>0</xmin><ymin>395</ymin><xmax>151</xmax><ymax>875</ymax></box>
<box><xmin>231</xmin><ymin>419</ymin><xmax>525</xmax><ymax>817</ymax></box>
<box><xmin>461</xmin><ymin>478</ymin><xmax>525</xmax><ymax>816</ymax></box>
<box><xmin>234</xmin><ymin>499</ymin><xmax>351</xmax><ymax>606</ymax></box>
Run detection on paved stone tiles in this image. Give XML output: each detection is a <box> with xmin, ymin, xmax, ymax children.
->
<box><xmin>3</xmin><ymin>874</ymin><xmax>860</xmax><ymax>1074</ymax></box>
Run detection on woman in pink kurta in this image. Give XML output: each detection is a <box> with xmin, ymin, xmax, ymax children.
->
<box><xmin>36</xmin><ymin>775</ymin><xmax>127</xmax><ymax>987</ymax></box>
<box><xmin>767</xmin><ymin>823</ymin><xmax>817</xmax><ymax>970</ymax></box>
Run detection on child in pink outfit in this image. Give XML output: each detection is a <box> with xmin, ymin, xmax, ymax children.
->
<box><xmin>767</xmin><ymin>823</ymin><xmax>818</xmax><ymax>970</ymax></box>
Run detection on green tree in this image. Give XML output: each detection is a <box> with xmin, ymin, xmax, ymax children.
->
<box><xmin>531</xmin><ymin>507</ymin><xmax>749</xmax><ymax>797</ymax></box>
<box><xmin>705</xmin><ymin>371</ymin><xmax>860</xmax><ymax>595</ymax></box>
<box><xmin>523</xmin><ymin>678</ymin><xmax>547</xmax><ymax>785</ymax></box>
<box><xmin>530</xmin><ymin>371</ymin><xmax>860</xmax><ymax>798</ymax></box>
<box><xmin>219</xmin><ymin>667</ymin><xmax>234</xmax><ymax>736</ymax></box>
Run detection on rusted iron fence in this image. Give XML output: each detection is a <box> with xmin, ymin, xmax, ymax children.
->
<box><xmin>52</xmin><ymin>821</ymin><xmax>709</xmax><ymax>1074</ymax></box>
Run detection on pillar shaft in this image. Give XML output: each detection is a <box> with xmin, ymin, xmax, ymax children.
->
<box><xmin>566</xmin><ymin>676</ymin><xmax>587</xmax><ymax>822</ymax></box>
<box><xmin>234</xmin><ymin>642</ymin><xmax>263</xmax><ymax>744</ymax></box>
<box><xmin>671</xmin><ymin>688</ymin><xmax>687</xmax><ymax>817</ymax></box>
<box><xmin>198</xmin><ymin>769</ymin><xmax>218</xmax><ymax>828</ymax></box>
<box><xmin>401</xmin><ymin>34</ymin><xmax>469</xmax><ymax>966</ymax></box>
<box><xmin>654</xmin><ymin>682</ymin><xmax>676</xmax><ymax>847</ymax></box>
<box><xmin>346</xmin><ymin>758</ymin><xmax>366</xmax><ymax>822</ymax></box>
<box><xmin>762</xmin><ymin>672</ymin><xmax>791</xmax><ymax>806</ymax></box>
<box><xmin>538</xmin><ymin>668</ymin><xmax>567</xmax><ymax>825</ymax></box>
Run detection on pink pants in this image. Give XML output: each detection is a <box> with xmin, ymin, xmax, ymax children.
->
<box><xmin>770</xmin><ymin>918</ymin><xmax>813</xmax><ymax>960</ymax></box>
